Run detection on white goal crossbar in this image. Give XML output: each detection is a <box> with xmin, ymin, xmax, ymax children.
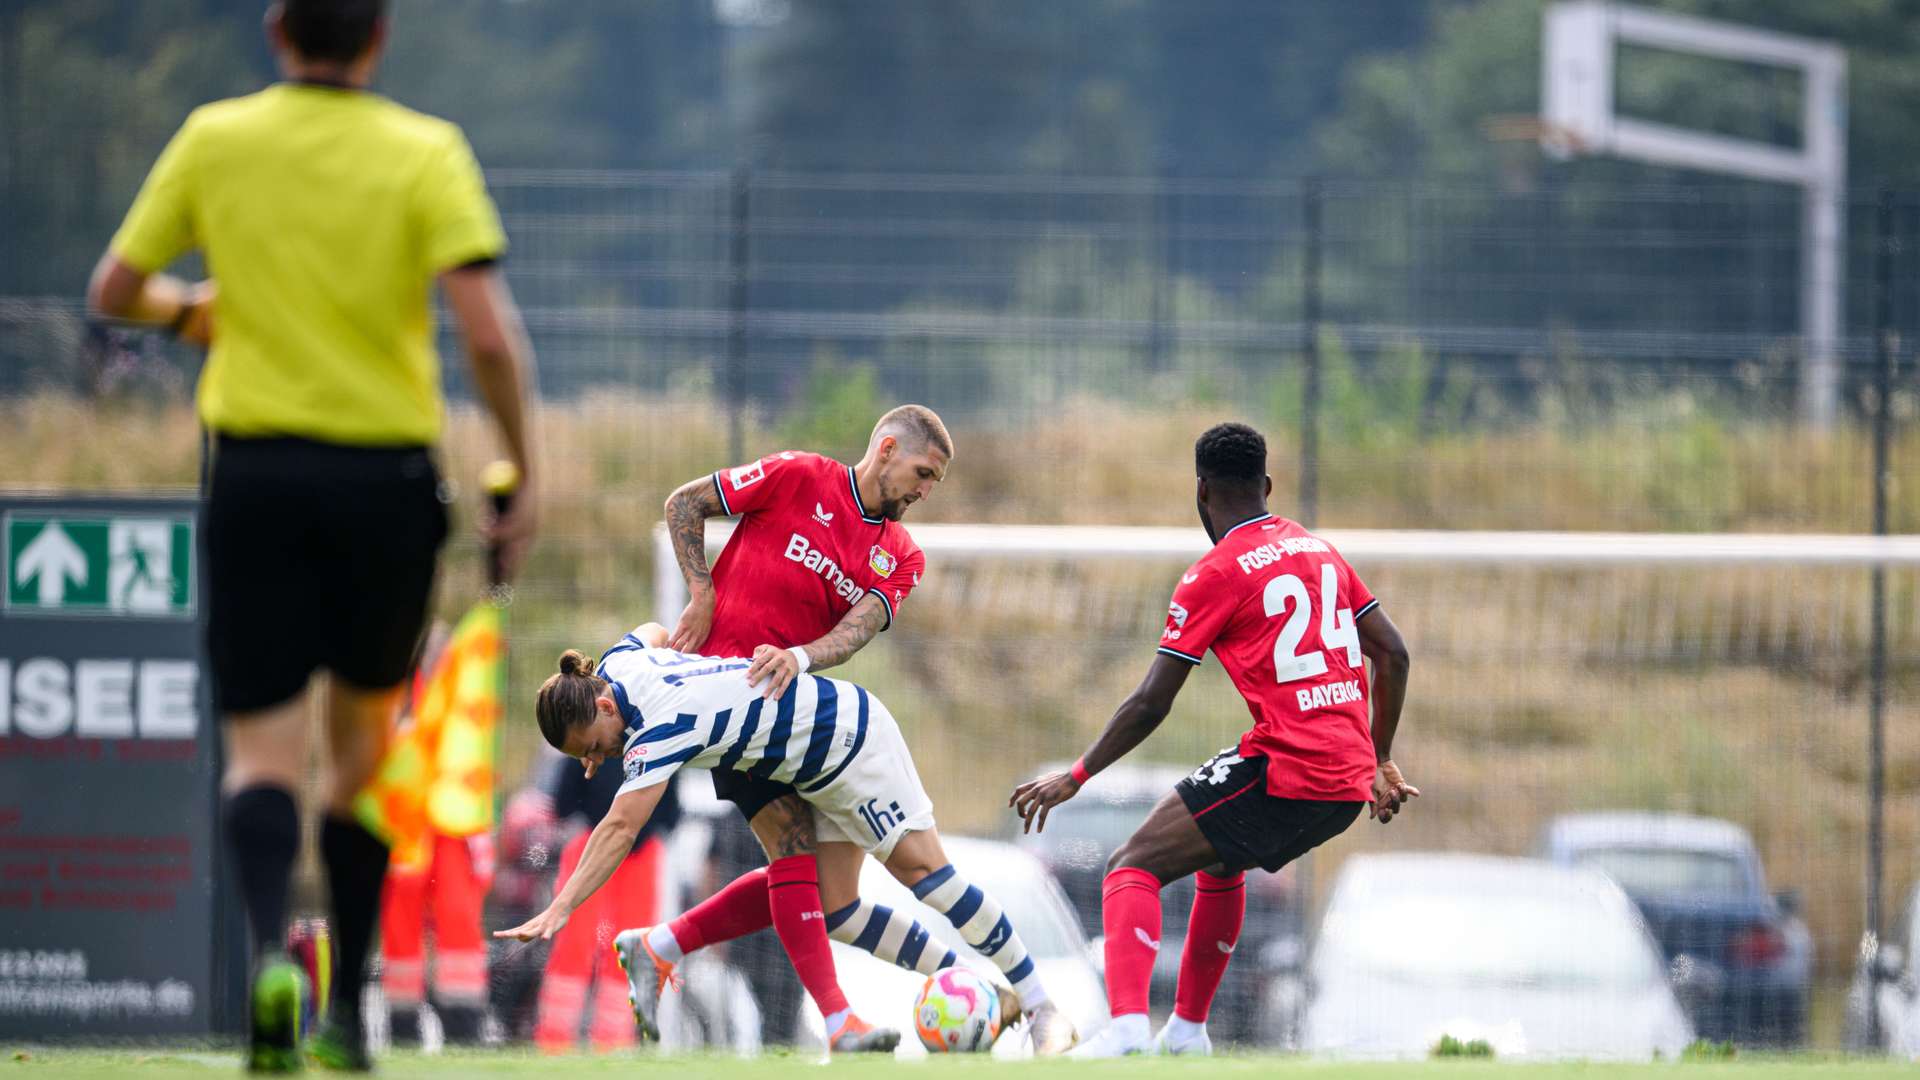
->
<box><xmin>652</xmin><ymin>524</ymin><xmax>1920</xmax><ymax>623</ymax></box>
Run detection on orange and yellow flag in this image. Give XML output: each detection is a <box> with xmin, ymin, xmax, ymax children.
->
<box><xmin>355</xmin><ymin>602</ymin><xmax>502</xmax><ymax>872</ymax></box>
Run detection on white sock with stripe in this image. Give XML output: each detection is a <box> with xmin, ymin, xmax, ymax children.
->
<box><xmin>912</xmin><ymin>864</ymin><xmax>1049</xmax><ymax>1010</ymax></box>
<box><xmin>824</xmin><ymin>899</ymin><xmax>957</xmax><ymax>976</ymax></box>
<box><xmin>645</xmin><ymin>923</ymin><xmax>684</xmax><ymax>964</ymax></box>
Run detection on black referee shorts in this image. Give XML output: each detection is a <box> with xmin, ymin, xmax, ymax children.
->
<box><xmin>1175</xmin><ymin>746</ymin><xmax>1364</xmax><ymax>874</ymax></box>
<box><xmin>204</xmin><ymin>435</ymin><xmax>449</xmax><ymax>714</ymax></box>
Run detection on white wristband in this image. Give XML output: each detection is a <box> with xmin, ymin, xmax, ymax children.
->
<box><xmin>790</xmin><ymin>646</ymin><xmax>812</xmax><ymax>673</ymax></box>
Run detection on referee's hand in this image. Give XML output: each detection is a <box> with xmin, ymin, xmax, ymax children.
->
<box><xmin>482</xmin><ymin>474</ymin><xmax>538</xmax><ymax>583</ymax></box>
<box><xmin>176</xmin><ymin>280</ymin><xmax>216</xmax><ymax>348</ymax></box>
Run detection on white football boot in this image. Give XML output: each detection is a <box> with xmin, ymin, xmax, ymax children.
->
<box><xmin>1068</xmin><ymin>1013</ymin><xmax>1151</xmax><ymax>1059</ymax></box>
<box><xmin>1026</xmin><ymin>999</ymin><xmax>1079</xmax><ymax>1055</ymax></box>
<box><xmin>1154</xmin><ymin>1015</ymin><xmax>1214</xmax><ymax>1056</ymax></box>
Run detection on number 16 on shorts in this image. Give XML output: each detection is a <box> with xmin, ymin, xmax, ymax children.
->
<box><xmin>858</xmin><ymin>798</ymin><xmax>905</xmax><ymax>842</ymax></box>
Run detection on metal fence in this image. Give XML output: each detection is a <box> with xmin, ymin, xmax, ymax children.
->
<box><xmin>5</xmin><ymin>171</ymin><xmax>1917</xmax><ymax>532</ymax></box>
<box><xmin>482</xmin><ymin>170</ymin><xmax>1914</xmax><ymax>534</ymax></box>
<box><xmin>4</xmin><ymin>170</ymin><xmax>1918</xmax><ymax>1050</ymax></box>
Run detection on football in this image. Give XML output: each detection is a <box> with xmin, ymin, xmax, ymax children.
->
<box><xmin>913</xmin><ymin>966</ymin><xmax>1002</xmax><ymax>1053</ymax></box>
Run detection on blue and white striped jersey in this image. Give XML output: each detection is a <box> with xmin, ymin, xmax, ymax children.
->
<box><xmin>597</xmin><ymin>631</ymin><xmax>872</xmax><ymax>798</ymax></box>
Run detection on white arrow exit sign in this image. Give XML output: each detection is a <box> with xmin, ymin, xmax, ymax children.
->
<box><xmin>4</xmin><ymin>512</ymin><xmax>195</xmax><ymax>618</ymax></box>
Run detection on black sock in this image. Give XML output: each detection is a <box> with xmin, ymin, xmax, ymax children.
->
<box><xmin>223</xmin><ymin>786</ymin><xmax>300</xmax><ymax>957</ymax></box>
<box><xmin>319</xmin><ymin>815</ymin><xmax>389</xmax><ymax>1026</ymax></box>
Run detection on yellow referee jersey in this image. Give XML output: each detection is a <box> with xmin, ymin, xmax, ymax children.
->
<box><xmin>110</xmin><ymin>84</ymin><xmax>507</xmax><ymax>446</ymax></box>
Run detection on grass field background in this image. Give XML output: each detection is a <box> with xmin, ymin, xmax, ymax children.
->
<box><xmin>7</xmin><ymin>390</ymin><xmax>1917</xmax><ymax>1049</ymax></box>
<box><xmin>7</xmin><ymin>1047</ymin><xmax>1920</xmax><ymax>1078</ymax></box>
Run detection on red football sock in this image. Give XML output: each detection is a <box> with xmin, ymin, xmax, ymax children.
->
<box><xmin>1173</xmin><ymin>869</ymin><xmax>1245</xmax><ymax>1023</ymax></box>
<box><xmin>668</xmin><ymin>866</ymin><xmax>771</xmax><ymax>954</ymax></box>
<box><xmin>1100</xmin><ymin>866</ymin><xmax>1163</xmax><ymax>1018</ymax></box>
<box><xmin>767</xmin><ymin>855</ymin><xmax>849</xmax><ymax>1017</ymax></box>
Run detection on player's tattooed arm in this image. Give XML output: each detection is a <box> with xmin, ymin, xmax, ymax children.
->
<box><xmin>746</xmin><ymin>594</ymin><xmax>889</xmax><ymax>700</ymax></box>
<box><xmin>664</xmin><ymin>476</ymin><xmax>727</xmax><ymax>651</ymax></box>
<box><xmin>664</xmin><ymin>475</ymin><xmax>726</xmax><ymax>592</ymax></box>
<box><xmin>800</xmin><ymin>594</ymin><xmax>890</xmax><ymax>670</ymax></box>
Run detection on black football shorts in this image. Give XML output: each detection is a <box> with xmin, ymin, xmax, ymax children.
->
<box><xmin>1175</xmin><ymin>745</ymin><xmax>1364</xmax><ymax>873</ymax></box>
<box><xmin>711</xmin><ymin>769</ymin><xmax>801</xmax><ymax>824</ymax></box>
<box><xmin>204</xmin><ymin>435</ymin><xmax>448</xmax><ymax>714</ymax></box>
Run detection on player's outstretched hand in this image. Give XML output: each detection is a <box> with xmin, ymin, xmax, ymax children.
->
<box><xmin>1369</xmin><ymin>760</ymin><xmax>1419</xmax><ymax>824</ymax></box>
<box><xmin>1010</xmin><ymin>770</ymin><xmax>1081</xmax><ymax>835</ymax></box>
<box><xmin>746</xmin><ymin>644</ymin><xmax>802</xmax><ymax>700</ymax></box>
<box><xmin>669</xmin><ymin>589</ymin><xmax>716</xmax><ymax>652</ymax></box>
<box><xmin>494</xmin><ymin>904</ymin><xmax>569</xmax><ymax>942</ymax></box>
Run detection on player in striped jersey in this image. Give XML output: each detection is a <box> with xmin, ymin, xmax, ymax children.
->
<box><xmin>495</xmin><ymin>624</ymin><xmax>1071</xmax><ymax>1053</ymax></box>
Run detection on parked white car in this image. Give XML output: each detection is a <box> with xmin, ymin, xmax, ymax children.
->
<box><xmin>797</xmin><ymin>836</ymin><xmax>1107</xmax><ymax>1057</ymax></box>
<box><xmin>1299</xmin><ymin>853</ymin><xmax>1693</xmax><ymax>1061</ymax></box>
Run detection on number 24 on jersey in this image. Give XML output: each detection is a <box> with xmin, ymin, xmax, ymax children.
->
<box><xmin>1263</xmin><ymin>562</ymin><xmax>1361</xmax><ymax>683</ymax></box>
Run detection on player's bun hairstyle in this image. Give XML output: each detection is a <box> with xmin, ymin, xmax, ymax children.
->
<box><xmin>281</xmin><ymin>0</ymin><xmax>386</xmax><ymax>63</ymax></box>
<box><xmin>1195</xmin><ymin>422</ymin><xmax>1267</xmax><ymax>485</ymax></box>
<box><xmin>535</xmin><ymin>649</ymin><xmax>606</xmax><ymax>751</ymax></box>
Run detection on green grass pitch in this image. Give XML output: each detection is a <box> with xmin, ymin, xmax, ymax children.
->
<box><xmin>5</xmin><ymin>1048</ymin><xmax>1919</xmax><ymax>1079</ymax></box>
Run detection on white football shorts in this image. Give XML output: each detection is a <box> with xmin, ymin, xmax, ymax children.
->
<box><xmin>804</xmin><ymin>688</ymin><xmax>935</xmax><ymax>862</ymax></box>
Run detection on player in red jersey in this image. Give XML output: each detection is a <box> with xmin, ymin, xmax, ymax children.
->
<box><xmin>1011</xmin><ymin>422</ymin><xmax>1416</xmax><ymax>1058</ymax></box>
<box><xmin>612</xmin><ymin>405</ymin><xmax>1070</xmax><ymax>1053</ymax></box>
<box><xmin>622</xmin><ymin>406</ymin><xmax>943</xmax><ymax>1051</ymax></box>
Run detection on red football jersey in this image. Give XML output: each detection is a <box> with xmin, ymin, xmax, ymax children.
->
<box><xmin>1157</xmin><ymin>514</ymin><xmax>1380</xmax><ymax>802</ymax></box>
<box><xmin>702</xmin><ymin>451</ymin><xmax>925</xmax><ymax>659</ymax></box>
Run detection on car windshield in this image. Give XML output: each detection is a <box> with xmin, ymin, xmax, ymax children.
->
<box><xmin>1316</xmin><ymin>883</ymin><xmax>1661</xmax><ymax>989</ymax></box>
<box><xmin>1575</xmin><ymin>846</ymin><xmax>1750</xmax><ymax>899</ymax></box>
<box><xmin>859</xmin><ymin>854</ymin><xmax>1082</xmax><ymax>960</ymax></box>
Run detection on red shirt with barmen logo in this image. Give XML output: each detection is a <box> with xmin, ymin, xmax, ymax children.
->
<box><xmin>1157</xmin><ymin>513</ymin><xmax>1379</xmax><ymax>802</ymax></box>
<box><xmin>703</xmin><ymin>451</ymin><xmax>925</xmax><ymax>659</ymax></box>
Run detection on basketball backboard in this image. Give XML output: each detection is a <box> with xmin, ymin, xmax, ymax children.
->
<box><xmin>1541</xmin><ymin>1</ymin><xmax>1847</xmax><ymax>427</ymax></box>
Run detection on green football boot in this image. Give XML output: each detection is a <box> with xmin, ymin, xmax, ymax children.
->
<box><xmin>305</xmin><ymin>1017</ymin><xmax>373</xmax><ymax>1072</ymax></box>
<box><xmin>246</xmin><ymin>952</ymin><xmax>309</xmax><ymax>1073</ymax></box>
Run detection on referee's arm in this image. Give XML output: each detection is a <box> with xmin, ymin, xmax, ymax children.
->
<box><xmin>87</xmin><ymin>258</ymin><xmax>215</xmax><ymax>345</ymax></box>
<box><xmin>441</xmin><ymin>262</ymin><xmax>539</xmax><ymax>581</ymax></box>
<box><xmin>86</xmin><ymin>115</ymin><xmax>213</xmax><ymax>344</ymax></box>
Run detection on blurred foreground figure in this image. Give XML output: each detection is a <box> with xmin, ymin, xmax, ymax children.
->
<box><xmin>363</xmin><ymin>618</ymin><xmax>501</xmax><ymax>1046</ymax></box>
<box><xmin>86</xmin><ymin>0</ymin><xmax>536</xmax><ymax>1069</ymax></box>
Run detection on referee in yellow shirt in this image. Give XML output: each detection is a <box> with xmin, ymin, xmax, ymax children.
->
<box><xmin>86</xmin><ymin>1</ymin><xmax>537</xmax><ymax>1070</ymax></box>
